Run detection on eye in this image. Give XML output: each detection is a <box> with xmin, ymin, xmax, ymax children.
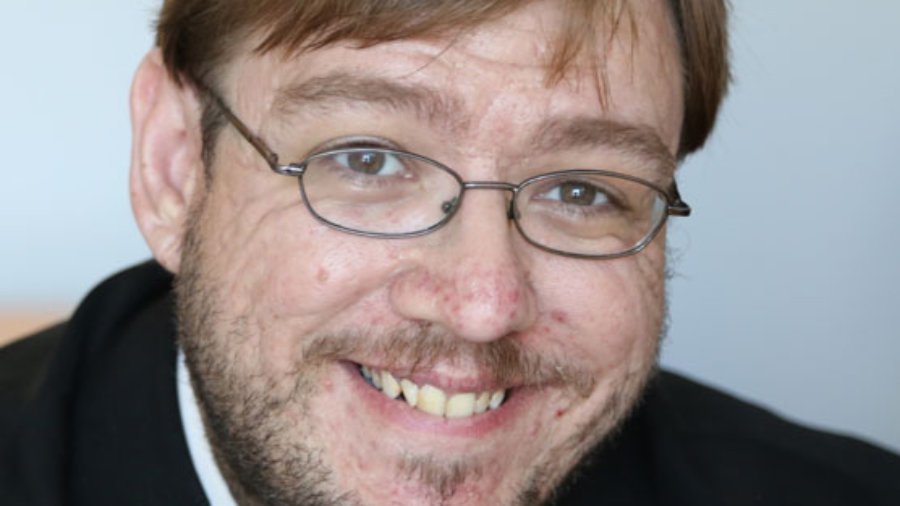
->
<box><xmin>539</xmin><ymin>181</ymin><xmax>610</xmax><ymax>207</ymax></box>
<box><xmin>334</xmin><ymin>150</ymin><xmax>404</xmax><ymax>176</ymax></box>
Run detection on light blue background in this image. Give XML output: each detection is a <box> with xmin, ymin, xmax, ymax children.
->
<box><xmin>1</xmin><ymin>2</ymin><xmax>898</xmax><ymax>452</ymax></box>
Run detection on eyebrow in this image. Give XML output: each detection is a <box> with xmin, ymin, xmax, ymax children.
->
<box><xmin>272</xmin><ymin>72</ymin><xmax>464</xmax><ymax>132</ymax></box>
<box><xmin>532</xmin><ymin>117</ymin><xmax>677</xmax><ymax>176</ymax></box>
<box><xmin>273</xmin><ymin>73</ymin><xmax>675</xmax><ymax>176</ymax></box>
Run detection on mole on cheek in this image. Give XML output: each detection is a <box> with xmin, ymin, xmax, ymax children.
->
<box><xmin>317</xmin><ymin>267</ymin><xmax>330</xmax><ymax>284</ymax></box>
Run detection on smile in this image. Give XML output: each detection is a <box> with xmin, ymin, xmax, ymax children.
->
<box><xmin>358</xmin><ymin>364</ymin><xmax>508</xmax><ymax>419</ymax></box>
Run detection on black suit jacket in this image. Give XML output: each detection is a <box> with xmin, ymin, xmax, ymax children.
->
<box><xmin>2</xmin><ymin>262</ymin><xmax>899</xmax><ymax>505</ymax></box>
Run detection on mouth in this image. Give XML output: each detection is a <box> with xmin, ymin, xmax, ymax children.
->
<box><xmin>357</xmin><ymin>364</ymin><xmax>508</xmax><ymax>420</ymax></box>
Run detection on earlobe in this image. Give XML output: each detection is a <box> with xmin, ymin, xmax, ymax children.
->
<box><xmin>129</xmin><ymin>48</ymin><xmax>204</xmax><ymax>274</ymax></box>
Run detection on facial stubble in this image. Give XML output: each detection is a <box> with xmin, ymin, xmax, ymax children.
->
<box><xmin>174</xmin><ymin>202</ymin><xmax>662</xmax><ymax>506</ymax></box>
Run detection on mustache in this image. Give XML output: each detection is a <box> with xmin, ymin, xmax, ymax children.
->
<box><xmin>301</xmin><ymin>322</ymin><xmax>596</xmax><ymax>396</ymax></box>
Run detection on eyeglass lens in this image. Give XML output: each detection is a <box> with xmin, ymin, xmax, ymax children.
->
<box><xmin>297</xmin><ymin>148</ymin><xmax>669</xmax><ymax>257</ymax></box>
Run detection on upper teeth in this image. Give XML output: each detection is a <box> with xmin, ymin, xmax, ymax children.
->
<box><xmin>360</xmin><ymin>366</ymin><xmax>506</xmax><ymax>419</ymax></box>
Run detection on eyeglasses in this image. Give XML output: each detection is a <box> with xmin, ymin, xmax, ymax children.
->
<box><xmin>199</xmin><ymin>85</ymin><xmax>691</xmax><ymax>259</ymax></box>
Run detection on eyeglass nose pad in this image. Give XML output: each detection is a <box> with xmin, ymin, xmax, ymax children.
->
<box><xmin>441</xmin><ymin>197</ymin><xmax>459</xmax><ymax>215</ymax></box>
<box><xmin>506</xmin><ymin>199</ymin><xmax>519</xmax><ymax>221</ymax></box>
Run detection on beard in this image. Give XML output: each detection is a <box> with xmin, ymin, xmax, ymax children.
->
<box><xmin>174</xmin><ymin>202</ymin><xmax>661</xmax><ymax>506</ymax></box>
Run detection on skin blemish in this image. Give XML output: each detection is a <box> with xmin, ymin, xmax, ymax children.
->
<box><xmin>317</xmin><ymin>267</ymin><xmax>330</xmax><ymax>284</ymax></box>
<box><xmin>555</xmin><ymin>409</ymin><xmax>567</xmax><ymax>419</ymax></box>
<box><xmin>414</xmin><ymin>272</ymin><xmax>442</xmax><ymax>295</ymax></box>
<box><xmin>550</xmin><ymin>310</ymin><xmax>569</xmax><ymax>325</ymax></box>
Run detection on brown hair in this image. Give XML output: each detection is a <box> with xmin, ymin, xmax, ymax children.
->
<box><xmin>156</xmin><ymin>0</ymin><xmax>729</xmax><ymax>159</ymax></box>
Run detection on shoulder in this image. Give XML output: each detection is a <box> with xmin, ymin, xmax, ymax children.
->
<box><xmin>0</xmin><ymin>324</ymin><xmax>66</xmax><ymax>396</ymax></box>
<box><xmin>0</xmin><ymin>261</ymin><xmax>173</xmax><ymax>437</ymax></box>
<box><xmin>645</xmin><ymin>370</ymin><xmax>900</xmax><ymax>505</ymax></box>
<box><xmin>0</xmin><ymin>324</ymin><xmax>66</xmax><ymax>433</ymax></box>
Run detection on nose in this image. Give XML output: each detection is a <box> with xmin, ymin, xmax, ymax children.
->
<box><xmin>389</xmin><ymin>190</ymin><xmax>537</xmax><ymax>343</ymax></box>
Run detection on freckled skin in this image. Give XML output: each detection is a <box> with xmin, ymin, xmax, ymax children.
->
<box><xmin>170</xmin><ymin>0</ymin><xmax>684</xmax><ymax>504</ymax></box>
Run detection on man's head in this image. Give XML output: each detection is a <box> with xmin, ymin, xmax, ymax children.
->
<box><xmin>129</xmin><ymin>1</ymin><xmax>729</xmax><ymax>504</ymax></box>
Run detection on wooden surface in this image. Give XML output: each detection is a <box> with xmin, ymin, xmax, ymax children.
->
<box><xmin>0</xmin><ymin>311</ymin><xmax>67</xmax><ymax>348</ymax></box>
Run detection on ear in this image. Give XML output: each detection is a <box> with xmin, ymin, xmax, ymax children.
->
<box><xmin>129</xmin><ymin>49</ymin><xmax>205</xmax><ymax>274</ymax></box>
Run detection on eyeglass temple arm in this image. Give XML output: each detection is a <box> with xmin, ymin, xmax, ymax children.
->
<box><xmin>668</xmin><ymin>182</ymin><xmax>691</xmax><ymax>217</ymax></box>
<box><xmin>195</xmin><ymin>80</ymin><xmax>282</xmax><ymax>170</ymax></box>
<box><xmin>196</xmin><ymin>78</ymin><xmax>694</xmax><ymax>220</ymax></box>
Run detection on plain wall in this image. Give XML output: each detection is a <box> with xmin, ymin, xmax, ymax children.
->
<box><xmin>1</xmin><ymin>1</ymin><xmax>898</xmax><ymax>452</ymax></box>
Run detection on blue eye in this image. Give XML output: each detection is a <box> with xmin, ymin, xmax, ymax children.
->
<box><xmin>334</xmin><ymin>151</ymin><xmax>404</xmax><ymax>176</ymax></box>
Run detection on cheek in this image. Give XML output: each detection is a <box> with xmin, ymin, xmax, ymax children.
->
<box><xmin>266</xmin><ymin>235</ymin><xmax>391</xmax><ymax>321</ymax></box>
<box><xmin>531</xmin><ymin>247</ymin><xmax>666</xmax><ymax>373</ymax></box>
<box><xmin>198</xmin><ymin>192</ymin><xmax>403</xmax><ymax>360</ymax></box>
<box><xmin>266</xmin><ymin>235</ymin><xmax>397</xmax><ymax>316</ymax></box>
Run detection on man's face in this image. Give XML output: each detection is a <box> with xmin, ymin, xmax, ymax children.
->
<box><xmin>176</xmin><ymin>1</ymin><xmax>683</xmax><ymax>504</ymax></box>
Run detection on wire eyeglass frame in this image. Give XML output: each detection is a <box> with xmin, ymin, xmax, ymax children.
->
<box><xmin>198</xmin><ymin>83</ymin><xmax>692</xmax><ymax>260</ymax></box>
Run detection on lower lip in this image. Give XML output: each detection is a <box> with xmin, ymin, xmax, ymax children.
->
<box><xmin>338</xmin><ymin>361</ymin><xmax>531</xmax><ymax>438</ymax></box>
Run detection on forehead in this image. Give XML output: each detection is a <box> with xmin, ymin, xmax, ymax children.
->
<box><xmin>223</xmin><ymin>0</ymin><xmax>683</xmax><ymax>160</ymax></box>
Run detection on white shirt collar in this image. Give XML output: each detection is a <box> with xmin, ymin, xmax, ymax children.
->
<box><xmin>177</xmin><ymin>349</ymin><xmax>239</xmax><ymax>506</ymax></box>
